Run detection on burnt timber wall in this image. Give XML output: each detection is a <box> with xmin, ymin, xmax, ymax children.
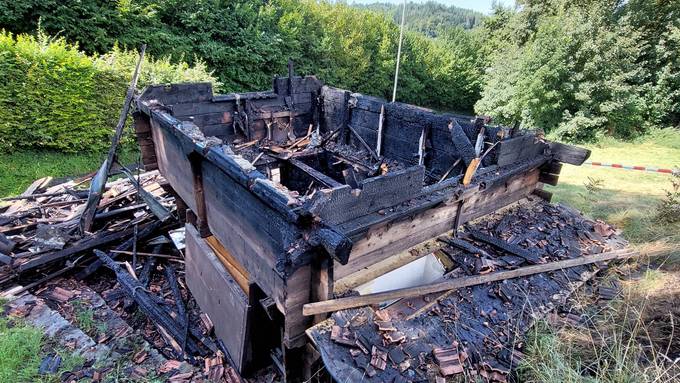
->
<box><xmin>134</xmin><ymin>75</ymin><xmax>591</xmax><ymax>373</ymax></box>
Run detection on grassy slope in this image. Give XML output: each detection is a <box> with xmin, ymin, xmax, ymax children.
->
<box><xmin>0</xmin><ymin>149</ymin><xmax>137</xmax><ymax>198</ymax></box>
<box><xmin>0</xmin><ymin>316</ymin><xmax>84</xmax><ymax>383</ymax></box>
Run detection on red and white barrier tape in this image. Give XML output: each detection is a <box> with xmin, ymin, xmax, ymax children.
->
<box><xmin>585</xmin><ymin>161</ymin><xmax>678</xmax><ymax>175</ymax></box>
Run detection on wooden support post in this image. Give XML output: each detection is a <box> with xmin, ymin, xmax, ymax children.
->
<box><xmin>189</xmin><ymin>155</ymin><xmax>210</xmax><ymax>237</ymax></box>
<box><xmin>340</xmin><ymin>91</ymin><xmax>351</xmax><ymax>144</ymax></box>
<box><xmin>133</xmin><ymin>111</ymin><xmax>158</xmax><ymax>170</ymax></box>
<box><xmin>418</xmin><ymin>126</ymin><xmax>426</xmax><ymax>166</ymax></box>
<box><xmin>376</xmin><ymin>104</ymin><xmax>385</xmax><ymax>156</ymax></box>
<box><xmin>311</xmin><ymin>256</ymin><xmax>333</xmax><ymax>325</ymax></box>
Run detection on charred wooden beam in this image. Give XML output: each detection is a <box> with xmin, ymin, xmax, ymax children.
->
<box><xmin>94</xmin><ymin>249</ymin><xmax>205</xmax><ymax>356</ymax></box>
<box><xmin>18</xmin><ymin>225</ymin><xmax>140</xmax><ymax>272</ymax></box>
<box><xmin>442</xmin><ymin>237</ymin><xmax>491</xmax><ymax>258</ymax></box>
<box><xmin>448</xmin><ymin>120</ymin><xmax>476</xmax><ymax>167</ymax></box>
<box><xmin>288</xmin><ymin>159</ymin><xmax>342</xmax><ymax>189</ymax></box>
<box><xmin>549</xmin><ymin>142</ymin><xmax>591</xmax><ymax>165</ymax></box>
<box><xmin>76</xmin><ymin>220</ymin><xmax>168</xmax><ymax>279</ymax></box>
<box><xmin>468</xmin><ymin>229</ymin><xmax>543</xmax><ymax>264</ymax></box>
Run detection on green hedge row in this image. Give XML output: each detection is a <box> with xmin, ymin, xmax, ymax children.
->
<box><xmin>0</xmin><ymin>31</ymin><xmax>217</xmax><ymax>152</ymax></box>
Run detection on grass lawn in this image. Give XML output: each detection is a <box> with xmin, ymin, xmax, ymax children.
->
<box><xmin>0</xmin><ymin>315</ymin><xmax>84</xmax><ymax>383</ymax></box>
<box><xmin>0</xmin><ymin>149</ymin><xmax>138</xmax><ymax>198</ymax></box>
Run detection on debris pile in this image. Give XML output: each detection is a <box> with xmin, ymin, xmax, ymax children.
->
<box><xmin>0</xmin><ymin>171</ymin><xmax>250</xmax><ymax>382</ymax></box>
<box><xmin>308</xmin><ymin>199</ymin><xmax>630</xmax><ymax>382</ymax></box>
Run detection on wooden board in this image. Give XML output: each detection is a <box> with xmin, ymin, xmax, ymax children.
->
<box><xmin>185</xmin><ymin>223</ymin><xmax>253</xmax><ymax>372</ymax></box>
<box><xmin>334</xmin><ymin>168</ymin><xmax>541</xmax><ymax>280</ymax></box>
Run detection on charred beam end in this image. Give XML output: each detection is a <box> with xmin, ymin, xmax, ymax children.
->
<box><xmin>548</xmin><ymin>141</ymin><xmax>591</xmax><ymax>165</ymax></box>
<box><xmin>0</xmin><ymin>233</ymin><xmax>16</xmax><ymax>254</ymax></box>
<box><xmin>468</xmin><ymin>229</ymin><xmax>543</xmax><ymax>264</ymax></box>
<box><xmin>448</xmin><ymin>120</ymin><xmax>476</xmax><ymax>167</ymax></box>
<box><xmin>310</xmin><ymin>228</ymin><xmax>353</xmax><ymax>265</ymax></box>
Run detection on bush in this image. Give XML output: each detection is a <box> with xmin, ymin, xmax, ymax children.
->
<box><xmin>0</xmin><ymin>30</ymin><xmax>218</xmax><ymax>153</ymax></box>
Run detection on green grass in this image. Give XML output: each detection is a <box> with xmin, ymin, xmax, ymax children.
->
<box><xmin>0</xmin><ymin>315</ymin><xmax>86</xmax><ymax>383</ymax></box>
<box><xmin>0</xmin><ymin>317</ymin><xmax>44</xmax><ymax>382</ymax></box>
<box><xmin>0</xmin><ymin>149</ymin><xmax>138</xmax><ymax>198</ymax></box>
<box><xmin>71</xmin><ymin>300</ymin><xmax>96</xmax><ymax>334</ymax></box>
<box><xmin>546</xmin><ymin>129</ymin><xmax>680</xmax><ymax>259</ymax></box>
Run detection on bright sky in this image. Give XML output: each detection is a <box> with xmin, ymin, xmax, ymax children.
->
<box><xmin>349</xmin><ymin>0</ymin><xmax>515</xmax><ymax>15</ymax></box>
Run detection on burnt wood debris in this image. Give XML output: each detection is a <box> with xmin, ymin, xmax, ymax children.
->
<box><xmin>0</xmin><ymin>62</ymin><xmax>642</xmax><ymax>382</ymax></box>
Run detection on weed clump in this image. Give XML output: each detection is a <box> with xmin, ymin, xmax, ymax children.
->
<box><xmin>657</xmin><ymin>170</ymin><xmax>680</xmax><ymax>223</ymax></box>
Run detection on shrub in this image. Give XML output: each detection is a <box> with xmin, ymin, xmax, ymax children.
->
<box><xmin>0</xmin><ymin>30</ymin><xmax>218</xmax><ymax>153</ymax></box>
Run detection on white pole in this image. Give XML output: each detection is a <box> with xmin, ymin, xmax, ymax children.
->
<box><xmin>392</xmin><ymin>0</ymin><xmax>406</xmax><ymax>103</ymax></box>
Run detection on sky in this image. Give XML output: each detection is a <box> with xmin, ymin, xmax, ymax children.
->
<box><xmin>349</xmin><ymin>0</ymin><xmax>514</xmax><ymax>15</ymax></box>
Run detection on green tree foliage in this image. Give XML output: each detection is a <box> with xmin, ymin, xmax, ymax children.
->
<box><xmin>355</xmin><ymin>1</ymin><xmax>486</xmax><ymax>36</ymax></box>
<box><xmin>0</xmin><ymin>0</ymin><xmax>483</xmax><ymax>112</ymax></box>
<box><xmin>476</xmin><ymin>0</ymin><xmax>680</xmax><ymax>141</ymax></box>
<box><xmin>0</xmin><ymin>30</ymin><xmax>217</xmax><ymax>152</ymax></box>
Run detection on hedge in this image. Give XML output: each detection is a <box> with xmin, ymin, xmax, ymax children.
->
<box><xmin>0</xmin><ymin>30</ymin><xmax>218</xmax><ymax>153</ymax></box>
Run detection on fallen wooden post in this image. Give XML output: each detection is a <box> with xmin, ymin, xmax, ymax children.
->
<box><xmin>94</xmin><ymin>249</ymin><xmax>205</xmax><ymax>357</ymax></box>
<box><xmin>79</xmin><ymin>45</ymin><xmax>146</xmax><ymax>234</ymax></box>
<box><xmin>302</xmin><ymin>248</ymin><xmax>637</xmax><ymax>316</ymax></box>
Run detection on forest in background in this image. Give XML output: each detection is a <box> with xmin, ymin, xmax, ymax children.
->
<box><xmin>0</xmin><ymin>0</ymin><xmax>678</xmax><ymax>152</ymax></box>
<box><xmin>354</xmin><ymin>1</ymin><xmax>486</xmax><ymax>35</ymax></box>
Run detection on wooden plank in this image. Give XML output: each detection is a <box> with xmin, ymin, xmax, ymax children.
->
<box><xmin>303</xmin><ymin>248</ymin><xmax>638</xmax><ymax>316</ymax></box>
<box><xmin>335</xmin><ymin>169</ymin><xmax>541</xmax><ymax>279</ymax></box>
<box><xmin>185</xmin><ymin>223</ymin><xmax>252</xmax><ymax>372</ymax></box>
<box><xmin>4</xmin><ymin>177</ymin><xmax>51</xmax><ymax>215</ymax></box>
<box><xmin>205</xmin><ymin>236</ymin><xmax>250</xmax><ymax>295</ymax></box>
<box><xmin>287</xmin><ymin>159</ymin><xmax>343</xmax><ymax>188</ymax></box>
<box><xmin>138</xmin><ymin>83</ymin><xmax>213</xmax><ymax>108</ymax></box>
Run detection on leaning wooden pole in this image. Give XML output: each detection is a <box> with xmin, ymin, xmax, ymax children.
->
<box><xmin>302</xmin><ymin>248</ymin><xmax>638</xmax><ymax>316</ymax></box>
<box><xmin>80</xmin><ymin>45</ymin><xmax>146</xmax><ymax>234</ymax></box>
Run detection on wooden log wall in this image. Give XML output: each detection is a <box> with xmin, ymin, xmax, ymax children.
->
<box><xmin>320</xmin><ymin>87</ymin><xmax>490</xmax><ymax>178</ymax></box>
<box><xmin>135</xmin><ymin>76</ymin><xmax>590</xmax><ymax>370</ymax></box>
<box><xmin>333</xmin><ymin>167</ymin><xmax>542</xmax><ymax>280</ymax></box>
